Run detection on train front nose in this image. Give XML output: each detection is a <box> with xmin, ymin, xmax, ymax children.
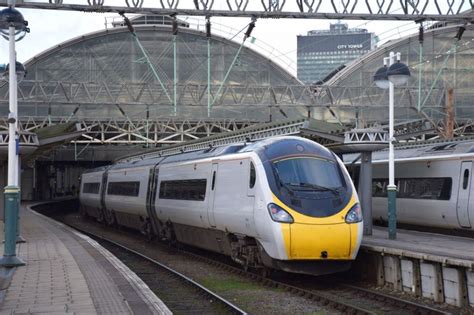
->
<box><xmin>278</xmin><ymin>199</ymin><xmax>363</xmax><ymax>260</ymax></box>
<box><xmin>289</xmin><ymin>223</ymin><xmax>353</xmax><ymax>259</ymax></box>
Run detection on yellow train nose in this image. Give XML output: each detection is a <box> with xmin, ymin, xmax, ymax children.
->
<box><xmin>289</xmin><ymin>223</ymin><xmax>351</xmax><ymax>259</ymax></box>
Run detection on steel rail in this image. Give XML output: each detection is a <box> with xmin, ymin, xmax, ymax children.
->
<box><xmin>341</xmin><ymin>284</ymin><xmax>452</xmax><ymax>315</ymax></box>
<box><xmin>173</xmin><ymin>245</ymin><xmax>452</xmax><ymax>315</ymax></box>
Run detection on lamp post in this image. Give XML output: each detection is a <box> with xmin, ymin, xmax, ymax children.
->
<box><xmin>0</xmin><ymin>5</ymin><xmax>29</xmax><ymax>267</ymax></box>
<box><xmin>373</xmin><ymin>52</ymin><xmax>411</xmax><ymax>240</ymax></box>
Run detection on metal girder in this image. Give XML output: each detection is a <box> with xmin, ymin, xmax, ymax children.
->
<box><xmin>0</xmin><ymin>131</ymin><xmax>39</xmax><ymax>159</ymax></box>
<box><xmin>74</xmin><ymin>119</ymin><xmax>250</xmax><ymax>144</ymax></box>
<box><xmin>0</xmin><ymin>117</ymin><xmax>254</xmax><ymax>145</ymax></box>
<box><xmin>2</xmin><ymin>0</ymin><xmax>473</xmax><ymax>22</ymax></box>
<box><xmin>0</xmin><ymin>131</ymin><xmax>39</xmax><ymax>146</ymax></box>
<box><xmin>0</xmin><ymin>80</ymin><xmax>454</xmax><ymax>110</ymax></box>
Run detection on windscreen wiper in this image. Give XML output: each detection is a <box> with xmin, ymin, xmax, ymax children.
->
<box><xmin>273</xmin><ymin>168</ymin><xmax>295</xmax><ymax>196</ymax></box>
<box><xmin>288</xmin><ymin>183</ymin><xmax>340</xmax><ymax>195</ymax></box>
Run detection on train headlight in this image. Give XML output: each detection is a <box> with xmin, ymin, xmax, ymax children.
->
<box><xmin>267</xmin><ymin>203</ymin><xmax>294</xmax><ymax>223</ymax></box>
<box><xmin>345</xmin><ymin>203</ymin><xmax>362</xmax><ymax>223</ymax></box>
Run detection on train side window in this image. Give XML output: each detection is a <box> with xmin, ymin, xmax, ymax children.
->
<box><xmin>159</xmin><ymin>179</ymin><xmax>206</xmax><ymax>201</ymax></box>
<box><xmin>463</xmin><ymin>169</ymin><xmax>469</xmax><ymax>189</ymax></box>
<box><xmin>372</xmin><ymin>177</ymin><xmax>452</xmax><ymax>200</ymax></box>
<box><xmin>212</xmin><ymin>171</ymin><xmax>216</xmax><ymax>190</ymax></box>
<box><xmin>83</xmin><ymin>182</ymin><xmax>100</xmax><ymax>194</ymax></box>
<box><xmin>107</xmin><ymin>181</ymin><xmax>140</xmax><ymax>197</ymax></box>
<box><xmin>249</xmin><ymin>162</ymin><xmax>256</xmax><ymax>189</ymax></box>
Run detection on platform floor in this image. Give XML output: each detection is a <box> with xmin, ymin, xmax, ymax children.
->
<box><xmin>0</xmin><ymin>204</ymin><xmax>171</xmax><ymax>314</ymax></box>
<box><xmin>362</xmin><ymin>226</ymin><xmax>474</xmax><ymax>268</ymax></box>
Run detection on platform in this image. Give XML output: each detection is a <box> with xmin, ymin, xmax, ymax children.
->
<box><xmin>362</xmin><ymin>227</ymin><xmax>474</xmax><ymax>268</ymax></box>
<box><xmin>0</xmin><ymin>204</ymin><xmax>171</xmax><ymax>314</ymax></box>
<box><xmin>359</xmin><ymin>226</ymin><xmax>474</xmax><ymax>308</ymax></box>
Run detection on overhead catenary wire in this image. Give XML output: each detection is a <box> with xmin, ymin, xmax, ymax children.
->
<box><xmin>209</xmin><ymin>18</ymin><xmax>257</xmax><ymax>111</ymax></box>
<box><xmin>119</xmin><ymin>12</ymin><xmax>173</xmax><ymax>104</ymax></box>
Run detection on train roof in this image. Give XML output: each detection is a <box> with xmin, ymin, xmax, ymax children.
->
<box><xmin>108</xmin><ymin>143</ymin><xmax>246</xmax><ymax>170</ymax></box>
<box><xmin>81</xmin><ymin>165</ymin><xmax>111</xmax><ymax>175</ymax></box>
<box><xmin>82</xmin><ymin>136</ymin><xmax>334</xmax><ymax>174</ymax></box>
<box><xmin>344</xmin><ymin>138</ymin><xmax>474</xmax><ymax>163</ymax></box>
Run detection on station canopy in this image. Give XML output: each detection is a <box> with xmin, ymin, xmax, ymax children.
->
<box><xmin>1</xmin><ymin>16</ymin><xmax>473</xmax><ymax>139</ymax></box>
<box><xmin>3</xmin><ymin>18</ymin><xmax>303</xmax><ymax>122</ymax></box>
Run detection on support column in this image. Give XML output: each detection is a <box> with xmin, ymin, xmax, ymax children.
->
<box><xmin>0</xmin><ymin>24</ymin><xmax>25</xmax><ymax>267</ymax></box>
<box><xmin>387</xmin><ymin>51</ymin><xmax>397</xmax><ymax>240</ymax></box>
<box><xmin>359</xmin><ymin>151</ymin><xmax>373</xmax><ymax>235</ymax></box>
<box><xmin>445</xmin><ymin>88</ymin><xmax>455</xmax><ymax>139</ymax></box>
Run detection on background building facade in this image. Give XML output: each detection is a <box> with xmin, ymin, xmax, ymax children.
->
<box><xmin>297</xmin><ymin>22</ymin><xmax>376</xmax><ymax>84</ymax></box>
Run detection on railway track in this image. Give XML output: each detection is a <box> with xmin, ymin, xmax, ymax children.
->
<box><xmin>177</xmin><ymin>247</ymin><xmax>452</xmax><ymax>315</ymax></box>
<box><xmin>39</xmin><ymin>203</ymin><xmax>454</xmax><ymax>315</ymax></box>
<box><xmin>86</xmin><ymin>232</ymin><xmax>247</xmax><ymax>314</ymax></box>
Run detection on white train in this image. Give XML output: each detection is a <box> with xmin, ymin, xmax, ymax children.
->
<box><xmin>80</xmin><ymin>136</ymin><xmax>363</xmax><ymax>275</ymax></box>
<box><xmin>348</xmin><ymin>140</ymin><xmax>474</xmax><ymax>231</ymax></box>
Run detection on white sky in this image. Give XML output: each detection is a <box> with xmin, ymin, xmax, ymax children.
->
<box><xmin>0</xmin><ymin>7</ymin><xmax>421</xmax><ymax>76</ymax></box>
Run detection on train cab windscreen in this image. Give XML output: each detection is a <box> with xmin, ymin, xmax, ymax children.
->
<box><xmin>271</xmin><ymin>156</ymin><xmax>351</xmax><ymax>218</ymax></box>
<box><xmin>273</xmin><ymin>157</ymin><xmax>344</xmax><ymax>190</ymax></box>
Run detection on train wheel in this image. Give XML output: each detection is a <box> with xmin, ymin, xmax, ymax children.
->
<box><xmin>140</xmin><ymin>219</ymin><xmax>154</xmax><ymax>241</ymax></box>
<box><xmin>96</xmin><ymin>208</ymin><xmax>105</xmax><ymax>223</ymax></box>
<box><xmin>260</xmin><ymin>267</ymin><xmax>271</xmax><ymax>278</ymax></box>
<box><xmin>79</xmin><ymin>206</ymin><xmax>88</xmax><ymax>219</ymax></box>
<box><xmin>104</xmin><ymin>210</ymin><xmax>117</xmax><ymax>227</ymax></box>
<box><xmin>144</xmin><ymin>220</ymin><xmax>154</xmax><ymax>241</ymax></box>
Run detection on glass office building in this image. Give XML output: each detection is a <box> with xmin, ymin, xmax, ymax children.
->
<box><xmin>297</xmin><ymin>22</ymin><xmax>376</xmax><ymax>84</ymax></box>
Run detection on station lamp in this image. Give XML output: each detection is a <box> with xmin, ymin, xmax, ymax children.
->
<box><xmin>0</xmin><ymin>5</ymin><xmax>29</xmax><ymax>268</ymax></box>
<box><xmin>373</xmin><ymin>54</ymin><xmax>411</xmax><ymax>89</ymax></box>
<box><xmin>373</xmin><ymin>52</ymin><xmax>411</xmax><ymax>240</ymax></box>
<box><xmin>0</xmin><ymin>62</ymin><xmax>26</xmax><ymax>83</ymax></box>
<box><xmin>5</xmin><ymin>61</ymin><xmax>27</xmax><ymax>82</ymax></box>
<box><xmin>0</xmin><ymin>7</ymin><xmax>29</xmax><ymax>40</ymax></box>
<box><xmin>373</xmin><ymin>64</ymin><xmax>390</xmax><ymax>90</ymax></box>
<box><xmin>0</xmin><ymin>63</ymin><xmax>6</xmax><ymax>80</ymax></box>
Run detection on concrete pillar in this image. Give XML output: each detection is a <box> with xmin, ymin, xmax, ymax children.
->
<box><xmin>420</xmin><ymin>262</ymin><xmax>444</xmax><ymax>302</ymax></box>
<box><xmin>467</xmin><ymin>270</ymin><xmax>474</xmax><ymax>308</ymax></box>
<box><xmin>383</xmin><ymin>255</ymin><xmax>402</xmax><ymax>291</ymax></box>
<box><xmin>401</xmin><ymin>259</ymin><xmax>421</xmax><ymax>295</ymax></box>
<box><xmin>358</xmin><ymin>151</ymin><xmax>373</xmax><ymax>235</ymax></box>
<box><xmin>442</xmin><ymin>266</ymin><xmax>467</xmax><ymax>307</ymax></box>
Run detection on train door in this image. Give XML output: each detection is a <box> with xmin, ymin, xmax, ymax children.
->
<box><xmin>246</xmin><ymin>160</ymin><xmax>257</xmax><ymax>235</ymax></box>
<box><xmin>456</xmin><ymin>161</ymin><xmax>472</xmax><ymax>228</ymax></box>
<box><xmin>98</xmin><ymin>171</ymin><xmax>109</xmax><ymax>221</ymax></box>
<box><xmin>206</xmin><ymin>163</ymin><xmax>218</xmax><ymax>227</ymax></box>
<box><xmin>247</xmin><ymin>161</ymin><xmax>256</xmax><ymax>198</ymax></box>
<box><xmin>146</xmin><ymin>165</ymin><xmax>161</xmax><ymax>235</ymax></box>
